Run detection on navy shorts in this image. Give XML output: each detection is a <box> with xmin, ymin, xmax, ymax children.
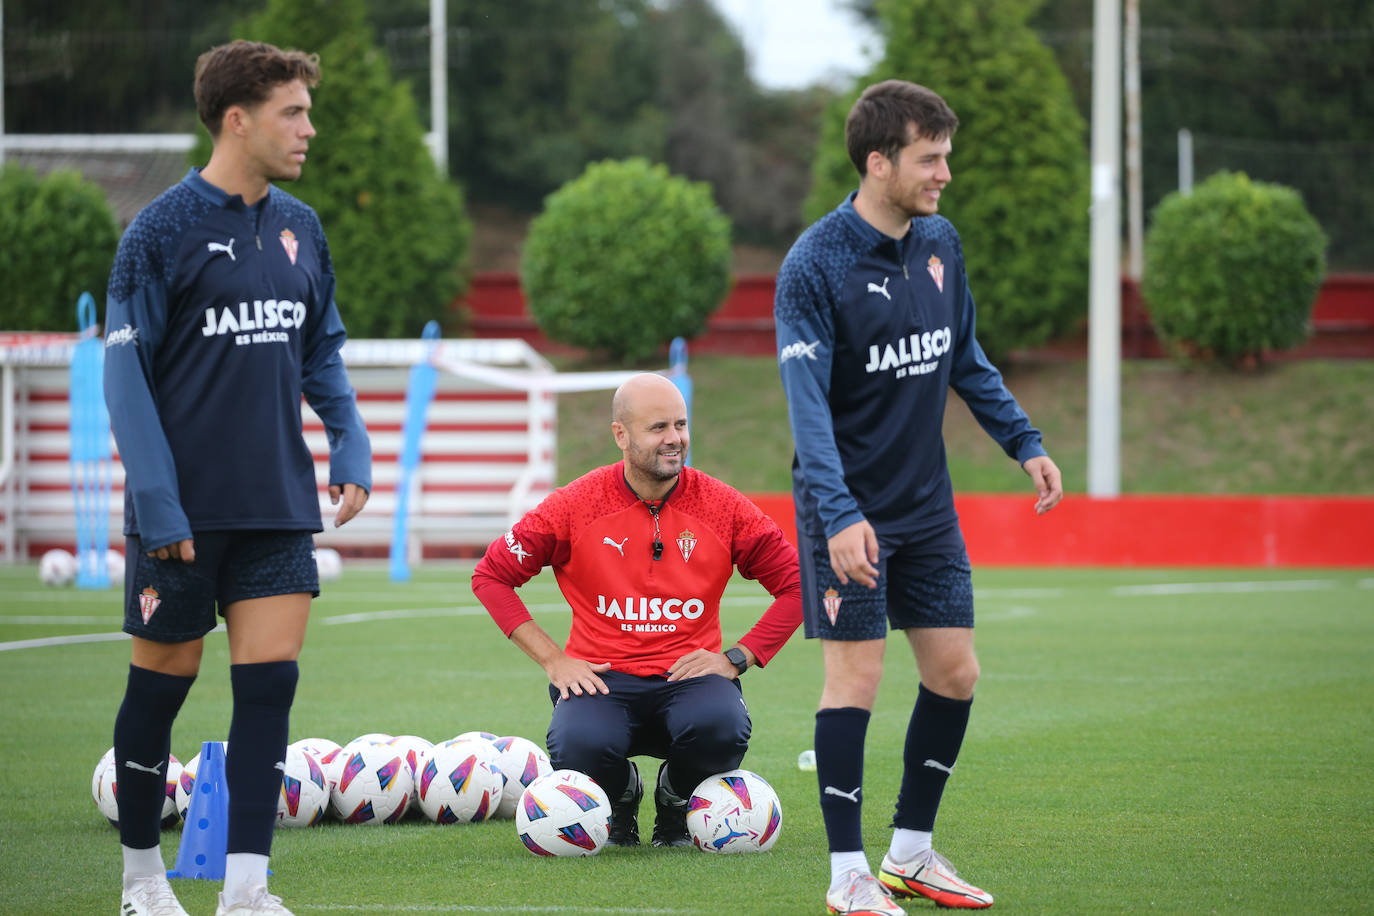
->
<box><xmin>799</xmin><ymin>524</ymin><xmax>974</xmax><ymax>640</ymax></box>
<box><xmin>122</xmin><ymin>531</ymin><xmax>320</xmax><ymax>643</ymax></box>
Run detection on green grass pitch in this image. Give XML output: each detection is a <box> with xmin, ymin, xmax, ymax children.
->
<box><xmin>1</xmin><ymin>564</ymin><xmax>1371</xmax><ymax>914</ymax></box>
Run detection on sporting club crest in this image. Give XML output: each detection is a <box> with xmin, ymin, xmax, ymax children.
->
<box><xmin>926</xmin><ymin>254</ymin><xmax>944</xmax><ymax>293</ymax></box>
<box><xmin>138</xmin><ymin>586</ymin><xmax>161</xmax><ymax>624</ymax></box>
<box><xmin>280</xmin><ymin>228</ymin><xmax>299</xmax><ymax>265</ymax></box>
<box><xmin>676</xmin><ymin>529</ymin><xmax>697</xmax><ymax>563</ymax></box>
<box><xmin>822</xmin><ymin>588</ymin><xmax>842</xmax><ymax>625</ymax></box>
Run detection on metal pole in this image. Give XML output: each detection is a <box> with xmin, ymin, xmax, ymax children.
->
<box><xmin>1087</xmin><ymin>0</ymin><xmax>1122</xmax><ymax>497</ymax></box>
<box><xmin>1124</xmin><ymin>0</ymin><xmax>1143</xmax><ymax>281</ymax></box>
<box><xmin>430</xmin><ymin>0</ymin><xmax>448</xmax><ymax>175</ymax></box>
<box><xmin>1</xmin><ymin>0</ymin><xmax>8</xmax><ymax>167</ymax></box>
<box><xmin>1178</xmin><ymin>127</ymin><xmax>1193</xmax><ymax>196</ymax></box>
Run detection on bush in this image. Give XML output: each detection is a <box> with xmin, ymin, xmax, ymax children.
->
<box><xmin>196</xmin><ymin>0</ymin><xmax>471</xmax><ymax>338</ymax></box>
<box><xmin>521</xmin><ymin>158</ymin><xmax>732</xmax><ymax>363</ymax></box>
<box><xmin>0</xmin><ymin>165</ymin><xmax>120</xmax><ymax>331</ymax></box>
<box><xmin>804</xmin><ymin>0</ymin><xmax>1090</xmax><ymax>363</ymax></box>
<box><xmin>1142</xmin><ymin>171</ymin><xmax>1326</xmax><ymax>365</ymax></box>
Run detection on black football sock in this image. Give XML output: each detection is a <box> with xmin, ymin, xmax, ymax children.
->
<box><xmin>892</xmin><ymin>683</ymin><xmax>972</xmax><ymax>831</ymax></box>
<box><xmin>815</xmin><ymin>706</ymin><xmax>870</xmax><ymax>852</ymax></box>
<box><xmin>114</xmin><ymin>665</ymin><xmax>195</xmax><ymax>850</ymax></box>
<box><xmin>226</xmin><ymin>661</ymin><xmax>298</xmax><ymax>855</ymax></box>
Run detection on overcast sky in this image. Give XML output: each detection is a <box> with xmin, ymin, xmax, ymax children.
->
<box><xmin>711</xmin><ymin>0</ymin><xmax>881</xmax><ymax>90</ymax></box>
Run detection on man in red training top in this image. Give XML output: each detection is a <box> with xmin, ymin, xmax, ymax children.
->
<box><xmin>472</xmin><ymin>372</ymin><xmax>802</xmax><ymax>848</ymax></box>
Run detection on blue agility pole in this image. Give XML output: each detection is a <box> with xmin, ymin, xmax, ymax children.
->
<box><xmin>668</xmin><ymin>337</ymin><xmax>693</xmax><ymax>467</ymax></box>
<box><xmin>71</xmin><ymin>292</ymin><xmax>111</xmax><ymax>588</ymax></box>
<box><xmin>389</xmin><ymin>321</ymin><xmax>441</xmax><ymax>582</ymax></box>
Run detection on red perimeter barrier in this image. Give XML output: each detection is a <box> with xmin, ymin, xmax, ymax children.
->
<box><xmin>745</xmin><ymin>493</ymin><xmax>1374</xmax><ymax>568</ymax></box>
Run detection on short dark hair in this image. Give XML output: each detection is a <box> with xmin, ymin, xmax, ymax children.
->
<box><xmin>845</xmin><ymin>80</ymin><xmax>959</xmax><ymax>176</ymax></box>
<box><xmin>194</xmin><ymin>40</ymin><xmax>321</xmax><ymax>137</ymax></box>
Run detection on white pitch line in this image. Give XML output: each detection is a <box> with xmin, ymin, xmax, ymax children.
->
<box><xmin>0</xmin><ymin>631</ymin><xmax>129</xmax><ymax>652</ymax></box>
<box><xmin>976</xmin><ymin>604</ymin><xmax>1037</xmax><ymax>623</ymax></box>
<box><xmin>1112</xmin><ymin>579</ymin><xmax>1340</xmax><ymax>596</ymax></box>
<box><xmin>0</xmin><ymin>615</ymin><xmax>121</xmax><ymax>624</ymax></box>
<box><xmin>296</xmin><ymin>906</ymin><xmax>689</xmax><ymax>914</ymax></box>
<box><xmin>1358</xmin><ymin>578</ymin><xmax>1374</xmax><ymax>590</ymax></box>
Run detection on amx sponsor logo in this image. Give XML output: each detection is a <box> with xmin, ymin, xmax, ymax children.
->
<box><xmin>779</xmin><ymin>339</ymin><xmax>820</xmax><ymax>364</ymax></box>
<box><xmin>104</xmin><ymin>323</ymin><xmax>139</xmax><ymax>348</ymax></box>
<box><xmin>864</xmin><ymin>326</ymin><xmax>952</xmax><ymax>376</ymax></box>
<box><xmin>595</xmin><ymin>595</ymin><xmax>705</xmax><ymax>622</ymax></box>
<box><xmin>504</xmin><ymin>530</ymin><xmax>530</xmax><ymax>564</ymax></box>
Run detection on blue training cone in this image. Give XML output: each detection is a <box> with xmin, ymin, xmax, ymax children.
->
<box><xmin>169</xmin><ymin>740</ymin><xmax>230</xmax><ymax>880</ymax></box>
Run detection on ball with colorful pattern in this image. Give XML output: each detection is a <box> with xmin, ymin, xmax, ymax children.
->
<box><xmin>686</xmin><ymin>769</ymin><xmax>782</xmax><ymax>853</ymax></box>
<box><xmin>514</xmin><ymin>769</ymin><xmax>611</xmax><ymax>857</ymax></box>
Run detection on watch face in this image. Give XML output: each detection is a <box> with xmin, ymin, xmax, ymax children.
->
<box><xmin>726</xmin><ymin>648</ymin><xmax>747</xmax><ymax>673</ymax></box>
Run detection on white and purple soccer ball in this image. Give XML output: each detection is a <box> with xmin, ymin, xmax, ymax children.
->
<box><xmin>415</xmin><ymin>738</ymin><xmax>504</xmax><ymax>824</ymax></box>
<box><xmin>330</xmin><ymin>742</ymin><xmax>412</xmax><ymax>825</ymax></box>
<box><xmin>685</xmin><ymin>769</ymin><xmax>782</xmax><ymax>853</ymax></box>
<box><xmin>514</xmin><ymin>769</ymin><xmax>611</xmax><ymax>857</ymax></box>
<box><xmin>491</xmin><ymin>735</ymin><xmax>553</xmax><ymax>819</ymax></box>
<box><xmin>276</xmin><ymin>746</ymin><xmax>329</xmax><ymax>828</ymax></box>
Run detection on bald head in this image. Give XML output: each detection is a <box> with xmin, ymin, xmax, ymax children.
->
<box><xmin>612</xmin><ymin>373</ymin><xmax>685</xmax><ymax>426</ymax></box>
<box><xmin>611</xmin><ymin>373</ymin><xmax>689</xmax><ymax>498</ymax></box>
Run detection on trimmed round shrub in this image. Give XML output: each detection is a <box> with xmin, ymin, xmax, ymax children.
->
<box><xmin>521</xmin><ymin>158</ymin><xmax>731</xmax><ymax>363</ymax></box>
<box><xmin>0</xmin><ymin>165</ymin><xmax>120</xmax><ymax>331</ymax></box>
<box><xmin>804</xmin><ymin>0</ymin><xmax>1090</xmax><ymax>364</ymax></box>
<box><xmin>1142</xmin><ymin>171</ymin><xmax>1326</xmax><ymax>364</ymax></box>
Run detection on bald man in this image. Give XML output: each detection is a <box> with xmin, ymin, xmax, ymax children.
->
<box><xmin>472</xmin><ymin>374</ymin><xmax>802</xmax><ymax>848</ymax></box>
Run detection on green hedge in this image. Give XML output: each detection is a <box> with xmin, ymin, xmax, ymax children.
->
<box><xmin>521</xmin><ymin>158</ymin><xmax>731</xmax><ymax>363</ymax></box>
<box><xmin>805</xmin><ymin>0</ymin><xmax>1089</xmax><ymax>363</ymax></box>
<box><xmin>0</xmin><ymin>165</ymin><xmax>120</xmax><ymax>331</ymax></box>
<box><xmin>1142</xmin><ymin>172</ymin><xmax>1326</xmax><ymax>364</ymax></box>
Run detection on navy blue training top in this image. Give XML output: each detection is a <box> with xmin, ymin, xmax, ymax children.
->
<box><xmin>774</xmin><ymin>192</ymin><xmax>1046</xmax><ymax>541</ymax></box>
<box><xmin>103</xmin><ymin>168</ymin><xmax>371</xmax><ymax>550</ymax></box>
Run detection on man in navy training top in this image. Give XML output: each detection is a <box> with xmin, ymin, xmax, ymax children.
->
<box><xmin>103</xmin><ymin>40</ymin><xmax>371</xmax><ymax>916</ymax></box>
<box><xmin>774</xmin><ymin>80</ymin><xmax>1063</xmax><ymax>914</ymax></box>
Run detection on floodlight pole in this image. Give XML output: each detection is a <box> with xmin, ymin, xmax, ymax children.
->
<box><xmin>1124</xmin><ymin>0</ymin><xmax>1143</xmax><ymax>282</ymax></box>
<box><xmin>1</xmin><ymin>0</ymin><xmax>7</xmax><ymax>167</ymax></box>
<box><xmin>430</xmin><ymin>0</ymin><xmax>448</xmax><ymax>175</ymax></box>
<box><xmin>1087</xmin><ymin>0</ymin><xmax>1122</xmax><ymax>497</ymax></box>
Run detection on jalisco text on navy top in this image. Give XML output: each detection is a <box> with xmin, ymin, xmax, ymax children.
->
<box><xmin>104</xmin><ymin>168</ymin><xmax>371</xmax><ymax>550</ymax></box>
<box><xmin>774</xmin><ymin>192</ymin><xmax>1045</xmax><ymax>541</ymax></box>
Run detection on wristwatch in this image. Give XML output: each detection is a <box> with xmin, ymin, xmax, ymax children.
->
<box><xmin>724</xmin><ymin>647</ymin><xmax>748</xmax><ymax>675</ymax></box>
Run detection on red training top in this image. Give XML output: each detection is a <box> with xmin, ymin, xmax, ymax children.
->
<box><xmin>471</xmin><ymin>462</ymin><xmax>802</xmax><ymax>677</ymax></box>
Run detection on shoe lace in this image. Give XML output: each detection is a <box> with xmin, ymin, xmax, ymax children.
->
<box><xmin>127</xmin><ymin>876</ymin><xmax>184</xmax><ymax>916</ymax></box>
<box><xmin>844</xmin><ymin>872</ymin><xmax>896</xmax><ymax>906</ymax></box>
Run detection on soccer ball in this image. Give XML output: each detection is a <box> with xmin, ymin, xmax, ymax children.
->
<box><xmin>415</xmin><ymin>738</ymin><xmax>504</xmax><ymax>824</ymax></box>
<box><xmin>388</xmin><ymin>734</ymin><xmax>434</xmax><ymax>782</ymax></box>
<box><xmin>321</xmin><ymin>734</ymin><xmax>393</xmax><ymax>801</ymax></box>
<box><xmin>686</xmin><ymin>769</ymin><xmax>782</xmax><ymax>853</ymax></box>
<box><xmin>287</xmin><ymin>737</ymin><xmax>341</xmax><ymax>762</ymax></box>
<box><xmin>491</xmin><ymin>735</ymin><xmax>552</xmax><ymax>819</ymax></box>
<box><xmin>330</xmin><ymin>742</ymin><xmax>413</xmax><ymax>824</ymax></box>
<box><xmin>106</xmin><ymin>548</ymin><xmax>126</xmax><ymax>585</ymax></box>
<box><xmin>388</xmin><ymin>735</ymin><xmax>435</xmax><ymax>817</ymax></box>
<box><xmin>515</xmin><ymin>769</ymin><xmax>611</xmax><ymax>857</ymax></box>
<box><xmin>450</xmin><ymin>730</ymin><xmax>498</xmax><ymax>745</ymax></box>
<box><xmin>92</xmin><ymin>747</ymin><xmax>181</xmax><ymax>829</ymax></box>
<box><xmin>277</xmin><ymin>746</ymin><xmax>329</xmax><ymax>827</ymax></box>
<box><xmin>38</xmin><ymin>548</ymin><xmax>77</xmax><ymax>586</ymax></box>
<box><xmin>314</xmin><ymin>547</ymin><xmax>342</xmax><ymax>581</ymax></box>
<box><xmin>175</xmin><ymin>742</ymin><xmax>227</xmax><ymax>820</ymax></box>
